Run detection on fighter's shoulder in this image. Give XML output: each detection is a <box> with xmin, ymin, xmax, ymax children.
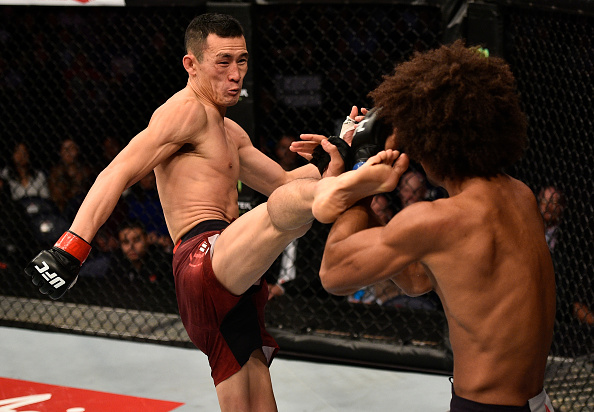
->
<box><xmin>158</xmin><ymin>89</ymin><xmax>207</xmax><ymax>119</ymax></box>
<box><xmin>387</xmin><ymin>199</ymin><xmax>460</xmax><ymax>238</ymax></box>
<box><xmin>150</xmin><ymin>90</ymin><xmax>208</xmax><ymax>137</ymax></box>
<box><xmin>224</xmin><ymin>117</ymin><xmax>250</xmax><ymax>145</ymax></box>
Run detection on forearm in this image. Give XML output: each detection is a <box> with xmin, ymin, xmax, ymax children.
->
<box><xmin>69</xmin><ymin>169</ymin><xmax>128</xmax><ymax>242</ymax></box>
<box><xmin>319</xmin><ymin>202</ymin><xmax>374</xmax><ymax>295</ymax></box>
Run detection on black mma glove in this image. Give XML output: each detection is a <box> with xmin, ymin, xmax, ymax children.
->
<box><xmin>350</xmin><ymin>107</ymin><xmax>391</xmax><ymax>169</ymax></box>
<box><xmin>24</xmin><ymin>231</ymin><xmax>92</xmax><ymax>300</ymax></box>
<box><xmin>309</xmin><ymin>136</ymin><xmax>354</xmax><ymax>176</ymax></box>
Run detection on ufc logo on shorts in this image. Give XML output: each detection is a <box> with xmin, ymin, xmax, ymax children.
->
<box><xmin>35</xmin><ymin>261</ymin><xmax>66</xmax><ymax>288</ymax></box>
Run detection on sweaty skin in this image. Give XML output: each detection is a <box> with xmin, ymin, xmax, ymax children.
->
<box><xmin>317</xmin><ymin>166</ymin><xmax>556</xmax><ymax>406</ymax></box>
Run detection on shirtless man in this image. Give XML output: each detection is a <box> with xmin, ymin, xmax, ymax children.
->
<box><xmin>274</xmin><ymin>41</ymin><xmax>556</xmax><ymax>411</ymax></box>
<box><xmin>24</xmin><ymin>13</ymin><xmax>347</xmax><ymax>412</ymax></box>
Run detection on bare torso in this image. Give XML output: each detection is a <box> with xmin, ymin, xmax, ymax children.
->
<box><xmin>316</xmin><ymin>165</ymin><xmax>556</xmax><ymax>406</ymax></box>
<box><xmin>420</xmin><ymin>175</ymin><xmax>555</xmax><ymax>404</ymax></box>
<box><xmin>154</xmin><ymin>87</ymin><xmax>241</xmax><ymax>243</ymax></box>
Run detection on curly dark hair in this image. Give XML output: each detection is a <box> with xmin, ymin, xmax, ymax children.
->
<box><xmin>369</xmin><ymin>39</ymin><xmax>527</xmax><ymax>180</ymax></box>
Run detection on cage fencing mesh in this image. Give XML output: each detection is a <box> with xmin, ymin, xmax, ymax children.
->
<box><xmin>0</xmin><ymin>2</ymin><xmax>592</xmax><ymax>410</ymax></box>
<box><xmin>500</xmin><ymin>5</ymin><xmax>594</xmax><ymax>410</ymax></box>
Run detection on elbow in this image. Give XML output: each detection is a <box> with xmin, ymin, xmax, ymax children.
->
<box><xmin>319</xmin><ymin>265</ymin><xmax>341</xmax><ymax>295</ymax></box>
<box><xmin>319</xmin><ymin>266</ymin><xmax>334</xmax><ymax>293</ymax></box>
<box><xmin>319</xmin><ymin>264</ymin><xmax>357</xmax><ymax>296</ymax></box>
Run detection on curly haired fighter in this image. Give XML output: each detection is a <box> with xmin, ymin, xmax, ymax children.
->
<box><xmin>288</xmin><ymin>40</ymin><xmax>556</xmax><ymax>411</ymax></box>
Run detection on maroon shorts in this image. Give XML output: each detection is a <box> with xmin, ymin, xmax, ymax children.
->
<box><xmin>172</xmin><ymin>220</ymin><xmax>279</xmax><ymax>386</ymax></box>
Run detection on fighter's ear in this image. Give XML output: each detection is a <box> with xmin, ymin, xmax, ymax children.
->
<box><xmin>183</xmin><ymin>54</ymin><xmax>197</xmax><ymax>75</ymax></box>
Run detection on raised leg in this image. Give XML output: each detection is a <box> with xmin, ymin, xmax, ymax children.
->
<box><xmin>212</xmin><ymin>202</ymin><xmax>312</xmax><ymax>296</ymax></box>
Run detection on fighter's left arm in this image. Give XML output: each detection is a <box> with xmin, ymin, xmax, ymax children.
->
<box><xmin>320</xmin><ymin>201</ymin><xmax>433</xmax><ymax>296</ymax></box>
<box><xmin>238</xmin><ymin>134</ymin><xmax>347</xmax><ymax>196</ymax></box>
<box><xmin>228</xmin><ymin>119</ymin><xmax>319</xmax><ymax>196</ymax></box>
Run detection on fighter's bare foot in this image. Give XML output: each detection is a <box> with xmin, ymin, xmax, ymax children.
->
<box><xmin>312</xmin><ymin>150</ymin><xmax>410</xmax><ymax>223</ymax></box>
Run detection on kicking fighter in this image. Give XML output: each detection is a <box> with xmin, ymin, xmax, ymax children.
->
<box><xmin>277</xmin><ymin>41</ymin><xmax>556</xmax><ymax>411</ymax></box>
<box><xmin>24</xmin><ymin>13</ymin><xmax>348</xmax><ymax>412</ymax></box>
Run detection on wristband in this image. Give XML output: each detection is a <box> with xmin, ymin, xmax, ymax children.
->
<box><xmin>54</xmin><ymin>231</ymin><xmax>92</xmax><ymax>264</ymax></box>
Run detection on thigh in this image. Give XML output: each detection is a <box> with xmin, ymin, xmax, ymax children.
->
<box><xmin>212</xmin><ymin>203</ymin><xmax>311</xmax><ymax>295</ymax></box>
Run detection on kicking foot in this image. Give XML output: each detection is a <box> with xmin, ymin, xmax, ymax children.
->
<box><xmin>312</xmin><ymin>150</ymin><xmax>409</xmax><ymax>223</ymax></box>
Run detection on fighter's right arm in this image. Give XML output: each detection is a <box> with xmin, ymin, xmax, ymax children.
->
<box><xmin>69</xmin><ymin>98</ymin><xmax>206</xmax><ymax>242</ymax></box>
<box><xmin>24</xmin><ymin>97</ymin><xmax>205</xmax><ymax>299</ymax></box>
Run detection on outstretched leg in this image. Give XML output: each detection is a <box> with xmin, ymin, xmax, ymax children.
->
<box><xmin>212</xmin><ymin>202</ymin><xmax>312</xmax><ymax>296</ymax></box>
<box><xmin>213</xmin><ymin>150</ymin><xmax>407</xmax><ymax>295</ymax></box>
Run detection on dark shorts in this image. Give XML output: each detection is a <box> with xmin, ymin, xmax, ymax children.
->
<box><xmin>451</xmin><ymin>387</ymin><xmax>554</xmax><ymax>412</ymax></box>
<box><xmin>172</xmin><ymin>220</ymin><xmax>279</xmax><ymax>386</ymax></box>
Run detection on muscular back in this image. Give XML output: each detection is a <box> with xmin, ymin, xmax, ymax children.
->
<box><xmin>420</xmin><ymin>175</ymin><xmax>555</xmax><ymax>404</ymax></box>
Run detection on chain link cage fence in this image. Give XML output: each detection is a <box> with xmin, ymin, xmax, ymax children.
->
<box><xmin>493</xmin><ymin>2</ymin><xmax>594</xmax><ymax>410</ymax></box>
<box><xmin>0</xmin><ymin>1</ymin><xmax>592</xmax><ymax>409</ymax></box>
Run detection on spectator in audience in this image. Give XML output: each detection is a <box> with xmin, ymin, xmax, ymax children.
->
<box><xmin>49</xmin><ymin>138</ymin><xmax>92</xmax><ymax>217</ymax></box>
<box><xmin>370</xmin><ymin>193</ymin><xmax>395</xmax><ymax>224</ymax></box>
<box><xmin>93</xmin><ymin>136</ymin><xmax>123</xmax><ymax>177</ymax></box>
<box><xmin>396</xmin><ymin>170</ymin><xmax>428</xmax><ymax>208</ymax></box>
<box><xmin>573</xmin><ymin>301</ymin><xmax>594</xmax><ymax>326</ymax></box>
<box><xmin>107</xmin><ymin>221</ymin><xmax>176</xmax><ymax>312</ymax></box>
<box><xmin>273</xmin><ymin>134</ymin><xmax>305</xmax><ymax>171</ymax></box>
<box><xmin>0</xmin><ymin>142</ymin><xmax>64</xmax><ymax>246</ymax></box>
<box><xmin>0</xmin><ymin>142</ymin><xmax>50</xmax><ymax>202</ymax></box>
<box><xmin>538</xmin><ymin>185</ymin><xmax>565</xmax><ymax>253</ymax></box>
<box><xmin>123</xmin><ymin>170</ymin><xmax>171</xmax><ymax>252</ymax></box>
<box><xmin>537</xmin><ymin>186</ymin><xmax>593</xmax><ymax>329</ymax></box>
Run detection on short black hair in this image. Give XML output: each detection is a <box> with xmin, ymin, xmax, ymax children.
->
<box><xmin>185</xmin><ymin>13</ymin><xmax>244</xmax><ymax>60</ymax></box>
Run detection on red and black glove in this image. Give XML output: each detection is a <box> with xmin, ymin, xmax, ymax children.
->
<box><xmin>24</xmin><ymin>231</ymin><xmax>91</xmax><ymax>300</ymax></box>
